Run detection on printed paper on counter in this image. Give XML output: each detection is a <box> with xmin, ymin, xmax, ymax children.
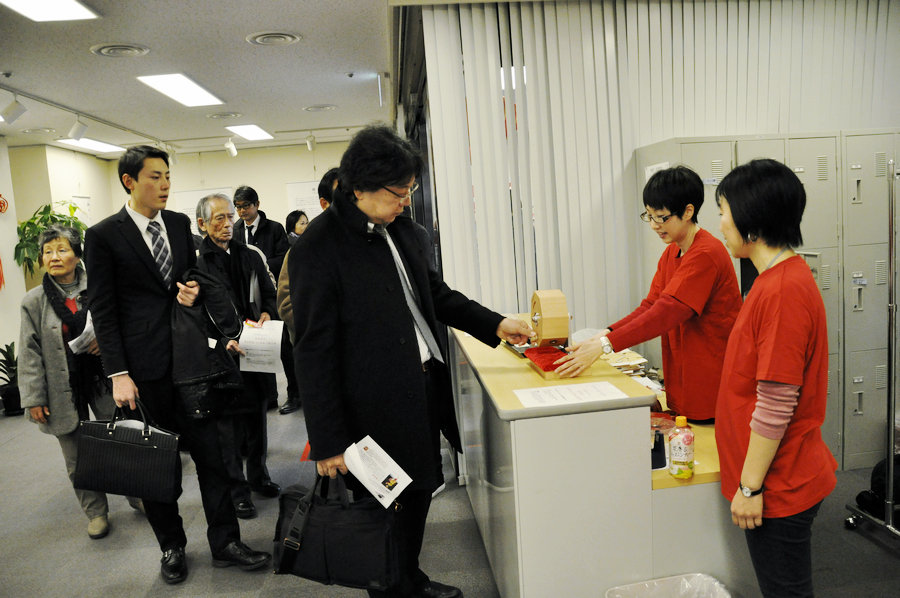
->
<box><xmin>238</xmin><ymin>320</ymin><xmax>284</xmax><ymax>373</ymax></box>
<box><xmin>514</xmin><ymin>381</ymin><xmax>628</xmax><ymax>408</ymax></box>
<box><xmin>344</xmin><ymin>435</ymin><xmax>412</xmax><ymax>508</ymax></box>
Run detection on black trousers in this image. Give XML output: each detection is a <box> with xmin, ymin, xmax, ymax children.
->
<box><xmin>133</xmin><ymin>376</ymin><xmax>241</xmax><ymax>553</ymax></box>
<box><xmin>219</xmin><ymin>372</ymin><xmax>273</xmax><ymax>502</ymax></box>
<box><xmin>365</xmin><ymin>361</ymin><xmax>444</xmax><ymax>597</ymax></box>
<box><xmin>280</xmin><ymin>327</ymin><xmax>299</xmax><ymax>397</ymax></box>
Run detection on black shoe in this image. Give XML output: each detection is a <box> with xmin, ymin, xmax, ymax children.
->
<box><xmin>251</xmin><ymin>481</ymin><xmax>281</xmax><ymax>498</ymax></box>
<box><xmin>414</xmin><ymin>581</ymin><xmax>463</xmax><ymax>598</ymax></box>
<box><xmin>212</xmin><ymin>540</ymin><xmax>272</xmax><ymax>571</ymax></box>
<box><xmin>160</xmin><ymin>547</ymin><xmax>188</xmax><ymax>585</ymax></box>
<box><xmin>278</xmin><ymin>397</ymin><xmax>301</xmax><ymax>415</ymax></box>
<box><xmin>234</xmin><ymin>499</ymin><xmax>257</xmax><ymax>519</ymax></box>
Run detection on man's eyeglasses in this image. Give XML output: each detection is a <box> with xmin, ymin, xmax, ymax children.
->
<box><xmin>382</xmin><ymin>183</ymin><xmax>420</xmax><ymax>199</ymax></box>
<box><xmin>640</xmin><ymin>211</ymin><xmax>674</xmax><ymax>224</ymax></box>
<box><xmin>234</xmin><ymin>202</ymin><xmax>255</xmax><ymax>211</ymax></box>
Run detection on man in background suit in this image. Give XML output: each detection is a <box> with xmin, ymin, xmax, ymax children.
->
<box><xmin>232</xmin><ymin>185</ymin><xmax>296</xmax><ymax>414</ymax></box>
<box><xmin>84</xmin><ymin>146</ymin><xmax>270</xmax><ymax>585</ymax></box>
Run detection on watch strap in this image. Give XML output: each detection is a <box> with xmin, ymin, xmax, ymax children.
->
<box><xmin>740</xmin><ymin>482</ymin><xmax>764</xmax><ymax>497</ymax></box>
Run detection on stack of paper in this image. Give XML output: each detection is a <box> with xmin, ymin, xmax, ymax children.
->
<box><xmin>600</xmin><ymin>348</ymin><xmax>649</xmax><ymax>376</ymax></box>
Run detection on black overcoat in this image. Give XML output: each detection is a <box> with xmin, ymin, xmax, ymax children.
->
<box><xmin>289</xmin><ymin>193</ymin><xmax>503</xmax><ymax>490</ymax></box>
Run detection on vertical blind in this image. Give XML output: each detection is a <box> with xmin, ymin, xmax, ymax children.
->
<box><xmin>422</xmin><ymin>0</ymin><xmax>899</xmax><ymax>331</ymax></box>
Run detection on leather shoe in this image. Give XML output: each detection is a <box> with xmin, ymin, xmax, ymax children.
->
<box><xmin>251</xmin><ymin>481</ymin><xmax>281</xmax><ymax>498</ymax></box>
<box><xmin>212</xmin><ymin>540</ymin><xmax>272</xmax><ymax>571</ymax></box>
<box><xmin>160</xmin><ymin>547</ymin><xmax>187</xmax><ymax>585</ymax></box>
<box><xmin>234</xmin><ymin>499</ymin><xmax>257</xmax><ymax>519</ymax></box>
<box><xmin>414</xmin><ymin>581</ymin><xmax>463</xmax><ymax>598</ymax></box>
<box><xmin>278</xmin><ymin>396</ymin><xmax>301</xmax><ymax>415</ymax></box>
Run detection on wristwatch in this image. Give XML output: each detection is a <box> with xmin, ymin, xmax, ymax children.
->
<box><xmin>739</xmin><ymin>482</ymin><xmax>763</xmax><ymax>498</ymax></box>
<box><xmin>599</xmin><ymin>336</ymin><xmax>614</xmax><ymax>355</ymax></box>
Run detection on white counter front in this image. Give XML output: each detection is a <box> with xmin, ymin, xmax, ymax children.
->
<box><xmin>449</xmin><ymin>329</ymin><xmax>760</xmax><ymax>598</ymax></box>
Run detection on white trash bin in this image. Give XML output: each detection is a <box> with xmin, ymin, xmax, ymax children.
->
<box><xmin>605</xmin><ymin>573</ymin><xmax>731</xmax><ymax>598</ymax></box>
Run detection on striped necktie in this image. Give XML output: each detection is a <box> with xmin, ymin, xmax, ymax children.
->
<box><xmin>147</xmin><ymin>221</ymin><xmax>174</xmax><ymax>287</ymax></box>
<box><xmin>373</xmin><ymin>224</ymin><xmax>443</xmax><ymax>363</ymax></box>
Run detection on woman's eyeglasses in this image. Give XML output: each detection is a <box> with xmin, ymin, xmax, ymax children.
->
<box><xmin>640</xmin><ymin>211</ymin><xmax>674</xmax><ymax>224</ymax></box>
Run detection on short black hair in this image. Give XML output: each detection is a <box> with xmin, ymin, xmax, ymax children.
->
<box><xmin>118</xmin><ymin>145</ymin><xmax>169</xmax><ymax>194</ymax></box>
<box><xmin>318</xmin><ymin>167</ymin><xmax>339</xmax><ymax>201</ymax></box>
<box><xmin>643</xmin><ymin>166</ymin><xmax>704</xmax><ymax>223</ymax></box>
<box><xmin>233</xmin><ymin>185</ymin><xmax>259</xmax><ymax>205</ymax></box>
<box><xmin>38</xmin><ymin>225</ymin><xmax>83</xmax><ymax>266</ymax></box>
<box><xmin>285</xmin><ymin>210</ymin><xmax>307</xmax><ymax>233</ymax></box>
<box><xmin>715</xmin><ymin>159</ymin><xmax>805</xmax><ymax>248</ymax></box>
<box><xmin>339</xmin><ymin>124</ymin><xmax>423</xmax><ymax>196</ymax></box>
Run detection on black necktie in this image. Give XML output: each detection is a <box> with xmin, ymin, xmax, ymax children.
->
<box><xmin>247</xmin><ymin>224</ymin><xmax>255</xmax><ymax>244</ymax></box>
<box><xmin>373</xmin><ymin>224</ymin><xmax>443</xmax><ymax>363</ymax></box>
<box><xmin>147</xmin><ymin>221</ymin><xmax>173</xmax><ymax>287</ymax></box>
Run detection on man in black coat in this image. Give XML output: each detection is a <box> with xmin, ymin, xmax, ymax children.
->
<box><xmin>84</xmin><ymin>146</ymin><xmax>270</xmax><ymax>586</ymax></box>
<box><xmin>232</xmin><ymin>185</ymin><xmax>298</xmax><ymax>412</ymax></box>
<box><xmin>196</xmin><ymin>193</ymin><xmax>281</xmax><ymax>518</ymax></box>
<box><xmin>289</xmin><ymin>126</ymin><xmax>533</xmax><ymax>598</ymax></box>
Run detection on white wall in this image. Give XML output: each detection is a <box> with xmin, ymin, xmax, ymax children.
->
<box><xmin>0</xmin><ymin>139</ymin><xmax>28</xmax><ymax>351</ymax></box>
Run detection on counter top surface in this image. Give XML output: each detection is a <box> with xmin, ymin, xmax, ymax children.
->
<box><xmin>451</xmin><ymin>326</ymin><xmax>655</xmax><ymax>421</ymax></box>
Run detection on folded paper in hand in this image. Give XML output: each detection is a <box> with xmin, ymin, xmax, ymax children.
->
<box><xmin>67</xmin><ymin>311</ymin><xmax>96</xmax><ymax>354</ymax></box>
<box><xmin>344</xmin><ymin>435</ymin><xmax>412</xmax><ymax>508</ymax></box>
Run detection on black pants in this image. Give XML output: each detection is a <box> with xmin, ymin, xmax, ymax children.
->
<box><xmin>745</xmin><ymin>500</ymin><xmax>823</xmax><ymax>598</ymax></box>
<box><xmin>133</xmin><ymin>376</ymin><xmax>241</xmax><ymax>553</ymax></box>
<box><xmin>219</xmin><ymin>372</ymin><xmax>273</xmax><ymax>502</ymax></box>
<box><xmin>280</xmin><ymin>327</ymin><xmax>299</xmax><ymax>397</ymax></box>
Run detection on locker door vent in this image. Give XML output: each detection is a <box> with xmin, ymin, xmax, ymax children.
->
<box><xmin>816</xmin><ymin>156</ymin><xmax>829</xmax><ymax>181</ymax></box>
<box><xmin>820</xmin><ymin>264</ymin><xmax>832</xmax><ymax>290</ymax></box>
<box><xmin>875</xmin><ymin>364</ymin><xmax>888</xmax><ymax>389</ymax></box>
<box><xmin>875</xmin><ymin>152</ymin><xmax>888</xmax><ymax>177</ymax></box>
<box><xmin>876</xmin><ymin>260</ymin><xmax>888</xmax><ymax>285</ymax></box>
<box><xmin>711</xmin><ymin>160</ymin><xmax>725</xmax><ymax>180</ymax></box>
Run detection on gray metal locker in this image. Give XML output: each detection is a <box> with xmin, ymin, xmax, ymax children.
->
<box><xmin>843</xmin><ymin>244</ymin><xmax>890</xmax><ymax>354</ymax></box>
<box><xmin>735</xmin><ymin>138</ymin><xmax>785</xmax><ymax>164</ymax></box>
<box><xmin>844</xmin><ymin>134</ymin><xmax>893</xmax><ymax>247</ymax></box>
<box><xmin>788</xmin><ymin>137</ymin><xmax>840</xmax><ymax>250</ymax></box>
<box><xmin>679</xmin><ymin>141</ymin><xmax>734</xmax><ymax>255</ymax></box>
<box><xmin>844</xmin><ymin>348</ymin><xmax>888</xmax><ymax>470</ymax></box>
<box><xmin>798</xmin><ymin>247</ymin><xmax>841</xmax><ymax>360</ymax></box>
<box><xmin>826</xmin><ymin>353</ymin><xmax>842</xmax><ymax>461</ymax></box>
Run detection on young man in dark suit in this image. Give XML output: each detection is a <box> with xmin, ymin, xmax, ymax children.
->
<box><xmin>290</xmin><ymin>126</ymin><xmax>533</xmax><ymax>598</ymax></box>
<box><xmin>84</xmin><ymin>145</ymin><xmax>270</xmax><ymax>585</ymax></box>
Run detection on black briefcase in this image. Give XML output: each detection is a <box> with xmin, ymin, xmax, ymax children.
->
<box><xmin>273</xmin><ymin>473</ymin><xmax>400</xmax><ymax>590</ymax></box>
<box><xmin>73</xmin><ymin>399</ymin><xmax>181</xmax><ymax>503</ymax></box>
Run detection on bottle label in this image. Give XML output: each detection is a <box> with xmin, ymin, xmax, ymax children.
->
<box><xmin>668</xmin><ymin>429</ymin><xmax>695</xmax><ymax>479</ymax></box>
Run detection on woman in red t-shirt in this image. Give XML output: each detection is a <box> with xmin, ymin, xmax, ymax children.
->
<box><xmin>555</xmin><ymin>166</ymin><xmax>741</xmax><ymax>421</ymax></box>
<box><xmin>715</xmin><ymin>159</ymin><xmax>837</xmax><ymax>598</ymax></box>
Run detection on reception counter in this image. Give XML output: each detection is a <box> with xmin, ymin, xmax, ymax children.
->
<box><xmin>449</xmin><ymin>329</ymin><xmax>760</xmax><ymax>598</ymax></box>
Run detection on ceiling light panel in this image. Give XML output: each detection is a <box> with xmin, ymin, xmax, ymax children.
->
<box><xmin>0</xmin><ymin>0</ymin><xmax>98</xmax><ymax>21</ymax></box>
<box><xmin>137</xmin><ymin>74</ymin><xmax>223</xmax><ymax>107</ymax></box>
<box><xmin>58</xmin><ymin>138</ymin><xmax>125</xmax><ymax>153</ymax></box>
<box><xmin>226</xmin><ymin>125</ymin><xmax>273</xmax><ymax>141</ymax></box>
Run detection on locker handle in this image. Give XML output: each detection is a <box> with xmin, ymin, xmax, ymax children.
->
<box><xmin>853</xmin><ymin>286</ymin><xmax>864</xmax><ymax>311</ymax></box>
<box><xmin>853</xmin><ymin>391</ymin><xmax>863</xmax><ymax>415</ymax></box>
<box><xmin>851</xmin><ymin>178</ymin><xmax>861</xmax><ymax>204</ymax></box>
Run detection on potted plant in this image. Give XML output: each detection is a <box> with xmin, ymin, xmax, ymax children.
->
<box><xmin>0</xmin><ymin>342</ymin><xmax>22</xmax><ymax>416</ymax></box>
<box><xmin>14</xmin><ymin>202</ymin><xmax>87</xmax><ymax>277</ymax></box>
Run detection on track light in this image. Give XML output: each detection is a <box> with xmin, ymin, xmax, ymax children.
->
<box><xmin>1</xmin><ymin>95</ymin><xmax>27</xmax><ymax>124</ymax></box>
<box><xmin>67</xmin><ymin>116</ymin><xmax>88</xmax><ymax>140</ymax></box>
<box><xmin>224</xmin><ymin>137</ymin><xmax>237</xmax><ymax>157</ymax></box>
<box><xmin>306</xmin><ymin>134</ymin><xmax>316</xmax><ymax>152</ymax></box>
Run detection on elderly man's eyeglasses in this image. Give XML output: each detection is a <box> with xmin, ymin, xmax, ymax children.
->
<box><xmin>382</xmin><ymin>183</ymin><xmax>420</xmax><ymax>199</ymax></box>
<box><xmin>640</xmin><ymin>211</ymin><xmax>674</xmax><ymax>224</ymax></box>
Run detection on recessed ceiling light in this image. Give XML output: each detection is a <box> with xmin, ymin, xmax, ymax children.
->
<box><xmin>246</xmin><ymin>32</ymin><xmax>302</xmax><ymax>46</ymax></box>
<box><xmin>0</xmin><ymin>0</ymin><xmax>98</xmax><ymax>22</ymax></box>
<box><xmin>138</xmin><ymin>74</ymin><xmax>223</xmax><ymax>107</ymax></box>
<box><xmin>58</xmin><ymin>138</ymin><xmax>125</xmax><ymax>153</ymax></box>
<box><xmin>90</xmin><ymin>43</ymin><xmax>150</xmax><ymax>58</ymax></box>
<box><xmin>207</xmin><ymin>112</ymin><xmax>243</xmax><ymax>120</ymax></box>
<box><xmin>304</xmin><ymin>105</ymin><xmax>337</xmax><ymax>112</ymax></box>
<box><xmin>226</xmin><ymin>124</ymin><xmax>273</xmax><ymax>141</ymax></box>
<box><xmin>23</xmin><ymin>128</ymin><xmax>56</xmax><ymax>134</ymax></box>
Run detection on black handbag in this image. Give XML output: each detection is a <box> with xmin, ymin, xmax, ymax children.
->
<box><xmin>73</xmin><ymin>399</ymin><xmax>181</xmax><ymax>503</ymax></box>
<box><xmin>273</xmin><ymin>473</ymin><xmax>401</xmax><ymax>590</ymax></box>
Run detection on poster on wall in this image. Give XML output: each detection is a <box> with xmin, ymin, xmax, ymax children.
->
<box><xmin>286</xmin><ymin>180</ymin><xmax>323</xmax><ymax>221</ymax></box>
<box><xmin>170</xmin><ymin>188</ymin><xmax>232</xmax><ymax>235</ymax></box>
